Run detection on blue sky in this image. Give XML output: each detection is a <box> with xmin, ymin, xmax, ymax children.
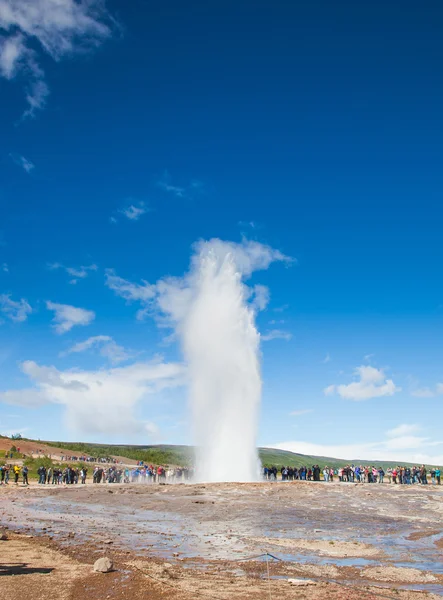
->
<box><xmin>0</xmin><ymin>0</ymin><xmax>442</xmax><ymax>463</ymax></box>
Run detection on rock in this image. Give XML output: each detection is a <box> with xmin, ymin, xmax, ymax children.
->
<box><xmin>288</xmin><ymin>578</ymin><xmax>316</xmax><ymax>586</ymax></box>
<box><xmin>0</xmin><ymin>528</ymin><xmax>8</xmax><ymax>541</ymax></box>
<box><xmin>93</xmin><ymin>557</ymin><xmax>114</xmax><ymax>573</ymax></box>
<box><xmin>103</xmin><ymin>539</ymin><xmax>113</xmax><ymax>544</ymax></box>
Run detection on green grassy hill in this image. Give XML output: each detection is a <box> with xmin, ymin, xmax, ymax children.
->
<box><xmin>34</xmin><ymin>440</ymin><xmax>435</xmax><ymax>469</ymax></box>
<box><xmin>257</xmin><ymin>448</ymin><xmax>429</xmax><ymax>469</ymax></box>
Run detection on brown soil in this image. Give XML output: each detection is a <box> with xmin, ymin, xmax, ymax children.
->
<box><xmin>406</xmin><ymin>530</ymin><xmax>441</xmax><ymax>541</ymax></box>
<box><xmin>0</xmin><ymin>438</ymin><xmax>75</xmax><ymax>460</ymax></box>
<box><xmin>0</xmin><ymin>533</ymin><xmax>440</xmax><ymax>600</ymax></box>
<box><xmin>1</xmin><ymin>481</ymin><xmax>443</xmax><ymax>599</ymax></box>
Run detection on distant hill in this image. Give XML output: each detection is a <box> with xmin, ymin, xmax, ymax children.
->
<box><xmin>257</xmin><ymin>447</ymin><xmax>428</xmax><ymax>469</ymax></box>
<box><xmin>2</xmin><ymin>437</ymin><xmax>430</xmax><ymax>469</ymax></box>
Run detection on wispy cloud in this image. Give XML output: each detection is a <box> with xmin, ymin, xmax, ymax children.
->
<box><xmin>0</xmin><ymin>0</ymin><xmax>116</xmax><ymax>117</ymax></box>
<box><xmin>386</xmin><ymin>424</ymin><xmax>421</xmax><ymax>438</ymax></box>
<box><xmin>2</xmin><ymin>263</ymin><xmax>8</xmax><ymax>273</ymax></box>
<box><xmin>62</xmin><ymin>335</ymin><xmax>131</xmax><ymax>364</ymax></box>
<box><xmin>238</xmin><ymin>220</ymin><xmax>261</xmax><ymax>230</ymax></box>
<box><xmin>273</xmin><ymin>422</ymin><xmax>443</xmax><ymax>464</ymax></box>
<box><xmin>105</xmin><ymin>270</ymin><xmax>156</xmax><ymax>320</ymax></box>
<box><xmin>408</xmin><ymin>376</ymin><xmax>442</xmax><ymax>398</ymax></box>
<box><xmin>48</xmin><ymin>262</ymin><xmax>97</xmax><ymax>284</ymax></box>
<box><xmin>261</xmin><ymin>329</ymin><xmax>292</xmax><ymax>342</ymax></box>
<box><xmin>290</xmin><ymin>409</ymin><xmax>314</xmax><ymax>417</ymax></box>
<box><xmin>157</xmin><ymin>170</ymin><xmax>205</xmax><ymax>199</ymax></box>
<box><xmin>158</xmin><ymin>170</ymin><xmax>185</xmax><ymax>197</ymax></box>
<box><xmin>273</xmin><ymin>304</ymin><xmax>289</xmax><ymax>313</ymax></box>
<box><xmin>0</xmin><ymin>293</ymin><xmax>32</xmax><ymax>322</ymax></box>
<box><xmin>0</xmin><ymin>358</ymin><xmax>185</xmax><ymax>436</ymax></box>
<box><xmin>46</xmin><ymin>301</ymin><xmax>95</xmax><ymax>334</ymax></box>
<box><xmin>322</xmin><ymin>353</ymin><xmax>331</xmax><ymax>364</ymax></box>
<box><xmin>9</xmin><ymin>152</ymin><xmax>34</xmax><ymax>172</ymax></box>
<box><xmin>411</xmin><ymin>387</ymin><xmax>435</xmax><ymax>398</ymax></box>
<box><xmin>120</xmin><ymin>202</ymin><xmax>148</xmax><ymax>221</ymax></box>
<box><xmin>324</xmin><ymin>365</ymin><xmax>400</xmax><ymax>402</ymax></box>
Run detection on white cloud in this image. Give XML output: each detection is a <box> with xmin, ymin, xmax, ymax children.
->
<box><xmin>49</xmin><ymin>262</ymin><xmax>97</xmax><ymax>284</ymax></box>
<box><xmin>273</xmin><ymin>423</ymin><xmax>443</xmax><ymax>464</ymax></box>
<box><xmin>157</xmin><ymin>171</ymin><xmax>205</xmax><ymax>199</ymax></box>
<box><xmin>0</xmin><ymin>32</ymin><xmax>26</xmax><ymax>78</ymax></box>
<box><xmin>0</xmin><ymin>358</ymin><xmax>186</xmax><ymax>436</ymax></box>
<box><xmin>387</xmin><ymin>424</ymin><xmax>420</xmax><ymax>438</ymax></box>
<box><xmin>2</xmin><ymin>263</ymin><xmax>8</xmax><ymax>272</ymax></box>
<box><xmin>273</xmin><ymin>304</ymin><xmax>289</xmax><ymax>313</ymax></box>
<box><xmin>261</xmin><ymin>329</ymin><xmax>292</xmax><ymax>342</ymax></box>
<box><xmin>46</xmin><ymin>301</ymin><xmax>95</xmax><ymax>334</ymax></box>
<box><xmin>322</xmin><ymin>353</ymin><xmax>331</xmax><ymax>364</ymax></box>
<box><xmin>411</xmin><ymin>387</ymin><xmax>435</xmax><ymax>398</ymax></box>
<box><xmin>0</xmin><ymin>293</ymin><xmax>32</xmax><ymax>322</ymax></box>
<box><xmin>158</xmin><ymin>171</ymin><xmax>185</xmax><ymax>197</ymax></box>
<box><xmin>290</xmin><ymin>409</ymin><xmax>313</xmax><ymax>417</ymax></box>
<box><xmin>120</xmin><ymin>203</ymin><xmax>148</xmax><ymax>221</ymax></box>
<box><xmin>105</xmin><ymin>270</ymin><xmax>157</xmax><ymax>320</ymax></box>
<box><xmin>408</xmin><ymin>381</ymin><xmax>443</xmax><ymax>398</ymax></box>
<box><xmin>0</xmin><ymin>0</ymin><xmax>115</xmax><ymax>117</ymax></box>
<box><xmin>324</xmin><ymin>365</ymin><xmax>401</xmax><ymax>401</ymax></box>
<box><xmin>22</xmin><ymin>360</ymin><xmax>89</xmax><ymax>391</ymax></box>
<box><xmin>238</xmin><ymin>221</ymin><xmax>259</xmax><ymax>230</ymax></box>
<box><xmin>0</xmin><ymin>388</ymin><xmax>46</xmax><ymax>407</ymax></box>
<box><xmin>9</xmin><ymin>152</ymin><xmax>34</xmax><ymax>172</ymax></box>
<box><xmin>63</xmin><ymin>335</ymin><xmax>130</xmax><ymax>364</ymax></box>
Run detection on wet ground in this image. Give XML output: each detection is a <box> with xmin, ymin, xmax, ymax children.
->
<box><xmin>1</xmin><ymin>480</ymin><xmax>442</xmax><ymax>599</ymax></box>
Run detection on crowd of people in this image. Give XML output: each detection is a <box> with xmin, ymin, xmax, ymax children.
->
<box><xmin>92</xmin><ymin>465</ymin><xmax>192</xmax><ymax>484</ymax></box>
<box><xmin>264</xmin><ymin>464</ymin><xmax>441</xmax><ymax>484</ymax></box>
<box><xmin>0</xmin><ymin>462</ymin><xmax>193</xmax><ymax>485</ymax></box>
<box><xmin>0</xmin><ymin>464</ymin><xmax>28</xmax><ymax>485</ymax></box>
<box><xmin>60</xmin><ymin>455</ymin><xmax>118</xmax><ymax>464</ymax></box>
<box><xmin>2</xmin><ymin>458</ymin><xmax>441</xmax><ymax>486</ymax></box>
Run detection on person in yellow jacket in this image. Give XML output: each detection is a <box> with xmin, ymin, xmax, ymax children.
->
<box><xmin>13</xmin><ymin>465</ymin><xmax>20</xmax><ymax>485</ymax></box>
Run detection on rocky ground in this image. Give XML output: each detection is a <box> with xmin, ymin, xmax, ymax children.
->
<box><xmin>1</xmin><ymin>480</ymin><xmax>442</xmax><ymax>599</ymax></box>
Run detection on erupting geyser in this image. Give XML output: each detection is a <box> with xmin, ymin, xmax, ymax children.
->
<box><xmin>153</xmin><ymin>238</ymin><xmax>287</xmax><ymax>482</ymax></box>
<box><xmin>183</xmin><ymin>250</ymin><xmax>261</xmax><ymax>482</ymax></box>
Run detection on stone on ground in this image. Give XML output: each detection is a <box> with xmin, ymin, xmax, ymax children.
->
<box><xmin>93</xmin><ymin>557</ymin><xmax>114</xmax><ymax>573</ymax></box>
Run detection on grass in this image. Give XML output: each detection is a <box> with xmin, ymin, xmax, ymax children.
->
<box><xmin>4</xmin><ymin>437</ymin><xmax>439</xmax><ymax>470</ymax></box>
<box><xmin>42</xmin><ymin>440</ymin><xmax>195</xmax><ymax>466</ymax></box>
